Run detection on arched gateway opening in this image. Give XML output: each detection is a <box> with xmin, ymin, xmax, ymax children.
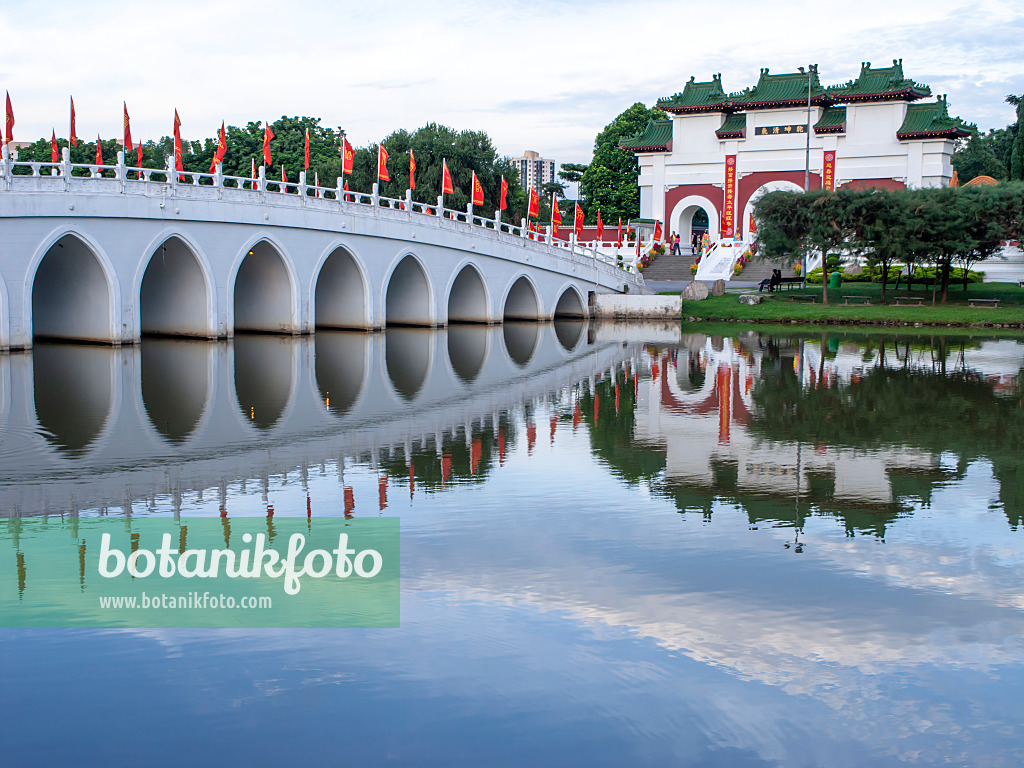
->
<box><xmin>140</xmin><ymin>236</ymin><xmax>212</xmax><ymax>337</ymax></box>
<box><xmin>233</xmin><ymin>241</ymin><xmax>295</xmax><ymax>334</ymax></box>
<box><xmin>315</xmin><ymin>247</ymin><xmax>368</xmax><ymax>329</ymax></box>
<box><xmin>31</xmin><ymin>234</ymin><xmax>112</xmax><ymax>342</ymax></box>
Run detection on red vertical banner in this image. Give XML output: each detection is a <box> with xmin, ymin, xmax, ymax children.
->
<box><xmin>722</xmin><ymin>155</ymin><xmax>737</xmax><ymax>238</ymax></box>
<box><xmin>717</xmin><ymin>365</ymin><xmax>731</xmax><ymax>445</ymax></box>
<box><xmin>823</xmin><ymin>151</ymin><xmax>835</xmax><ymax>192</ymax></box>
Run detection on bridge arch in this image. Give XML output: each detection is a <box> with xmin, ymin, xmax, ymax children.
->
<box><xmin>446</xmin><ymin>325</ymin><xmax>490</xmax><ymax>383</ymax></box>
<box><xmin>232</xmin><ymin>335</ymin><xmax>298</xmax><ymax>431</ymax></box>
<box><xmin>26</xmin><ymin>229</ymin><xmax>119</xmax><ymax>343</ymax></box>
<box><xmin>385</xmin><ymin>328</ymin><xmax>433</xmax><ymax>401</ymax></box>
<box><xmin>312</xmin><ymin>242</ymin><xmax>371</xmax><ymax>330</ymax></box>
<box><xmin>136</xmin><ymin>231</ymin><xmax>216</xmax><ymax>338</ymax></box>
<box><xmin>502</xmin><ymin>275</ymin><xmax>542</xmax><ymax>321</ymax></box>
<box><xmin>445</xmin><ymin>262</ymin><xmax>491</xmax><ymax>324</ymax></box>
<box><xmin>553</xmin><ymin>285</ymin><xmax>587</xmax><ymax>318</ymax></box>
<box><xmin>229</xmin><ymin>236</ymin><xmax>300</xmax><ymax>335</ymax></box>
<box><xmin>140</xmin><ymin>339</ymin><xmax>214</xmax><ymax>443</ymax></box>
<box><xmin>384</xmin><ymin>253</ymin><xmax>434</xmax><ymax>327</ymax></box>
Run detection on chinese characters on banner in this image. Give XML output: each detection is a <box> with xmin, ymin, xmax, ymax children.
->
<box><xmin>823</xmin><ymin>151</ymin><xmax>836</xmax><ymax>191</ymax></box>
<box><xmin>756</xmin><ymin>125</ymin><xmax>806</xmax><ymax>136</ymax></box>
<box><xmin>722</xmin><ymin>155</ymin><xmax>737</xmax><ymax>238</ymax></box>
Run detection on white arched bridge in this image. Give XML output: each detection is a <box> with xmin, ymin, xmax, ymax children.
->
<box><xmin>0</xmin><ymin>148</ymin><xmax>646</xmax><ymax>349</ymax></box>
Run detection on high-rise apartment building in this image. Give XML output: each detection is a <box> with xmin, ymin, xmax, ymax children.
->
<box><xmin>510</xmin><ymin>150</ymin><xmax>556</xmax><ymax>191</ymax></box>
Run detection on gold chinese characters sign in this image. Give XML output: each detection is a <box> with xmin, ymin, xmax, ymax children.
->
<box><xmin>756</xmin><ymin>125</ymin><xmax>806</xmax><ymax>136</ymax></box>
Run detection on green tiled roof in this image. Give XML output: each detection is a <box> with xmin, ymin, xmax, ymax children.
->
<box><xmin>827</xmin><ymin>60</ymin><xmax>930</xmax><ymax>103</ymax></box>
<box><xmin>715</xmin><ymin>113</ymin><xmax>746</xmax><ymax>139</ymax></box>
<box><xmin>657</xmin><ymin>75</ymin><xmax>729</xmax><ymax>113</ymax></box>
<box><xmin>728</xmin><ymin>67</ymin><xmax>828</xmax><ymax>109</ymax></box>
<box><xmin>814</xmin><ymin>106</ymin><xmax>846</xmax><ymax>134</ymax></box>
<box><xmin>897</xmin><ymin>97</ymin><xmax>973</xmax><ymax>140</ymax></box>
<box><xmin>619</xmin><ymin>119</ymin><xmax>673</xmax><ymax>152</ymax></box>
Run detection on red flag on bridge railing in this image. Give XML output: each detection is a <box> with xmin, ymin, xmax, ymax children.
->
<box><xmin>69</xmin><ymin>96</ymin><xmax>77</xmax><ymax>147</ymax></box>
<box><xmin>409</xmin><ymin>150</ymin><xmax>416</xmax><ymax>190</ymax></box>
<box><xmin>50</xmin><ymin>130</ymin><xmax>58</xmax><ymax>163</ymax></box>
<box><xmin>315</xmin><ymin>170</ymin><xmax>320</xmax><ymax>197</ymax></box>
<box><xmin>213</xmin><ymin>121</ymin><xmax>226</xmax><ymax>166</ymax></box>
<box><xmin>551</xmin><ymin>194</ymin><xmax>562</xmax><ymax>235</ymax></box>
<box><xmin>304</xmin><ymin>127</ymin><xmax>309</xmax><ymax>170</ymax></box>
<box><xmin>4</xmin><ymin>91</ymin><xmax>13</xmax><ymax>146</ymax></box>
<box><xmin>343</xmin><ymin>137</ymin><xmax>354</xmax><ymax>175</ymax></box>
<box><xmin>281</xmin><ymin>165</ymin><xmax>287</xmax><ymax>190</ymax></box>
<box><xmin>173</xmin><ymin>110</ymin><xmax>185</xmax><ymax>179</ymax></box>
<box><xmin>262</xmin><ymin>121</ymin><xmax>274</xmax><ymax>166</ymax></box>
<box><xmin>596</xmin><ymin>209</ymin><xmax>604</xmax><ymax>241</ymax></box>
<box><xmin>251</xmin><ymin>157</ymin><xmax>256</xmax><ymax>188</ymax></box>
<box><xmin>527</xmin><ymin>186</ymin><xmax>539</xmax><ymax>218</ymax></box>
<box><xmin>654</xmin><ymin>220</ymin><xmax>663</xmax><ymax>242</ymax></box>
<box><xmin>137</xmin><ymin>140</ymin><xmax>142</xmax><ymax>174</ymax></box>
<box><xmin>471</xmin><ymin>171</ymin><xmax>484</xmax><ymax>207</ymax></box>
<box><xmin>122</xmin><ymin>102</ymin><xmax>133</xmax><ymax>153</ymax></box>
<box><xmin>574</xmin><ymin>203</ymin><xmax>584</xmax><ymax>239</ymax></box>
<box><xmin>344</xmin><ymin>179</ymin><xmax>351</xmax><ymax>202</ymax></box>
<box><xmin>95</xmin><ymin>134</ymin><xmax>103</xmax><ymax>166</ymax></box>
<box><xmin>442</xmin><ymin>158</ymin><xmax>454</xmax><ymax>195</ymax></box>
<box><xmin>500</xmin><ymin>176</ymin><xmax>508</xmax><ymax>211</ymax></box>
<box><xmin>377</xmin><ymin>143</ymin><xmax>389</xmax><ymax>181</ymax></box>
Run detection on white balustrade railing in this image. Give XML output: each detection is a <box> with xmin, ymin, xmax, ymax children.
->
<box><xmin>0</xmin><ymin>145</ymin><xmax>645</xmax><ymax>286</ymax></box>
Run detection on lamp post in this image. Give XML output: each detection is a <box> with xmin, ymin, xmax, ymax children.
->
<box><xmin>798</xmin><ymin>65</ymin><xmax>813</xmax><ymax>191</ymax></box>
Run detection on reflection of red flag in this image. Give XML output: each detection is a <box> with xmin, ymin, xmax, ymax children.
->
<box><xmin>262</xmin><ymin>121</ymin><xmax>274</xmax><ymax>166</ymax></box>
<box><xmin>596</xmin><ymin>210</ymin><xmax>604</xmax><ymax>240</ymax></box>
<box><xmin>528</xmin><ymin>187</ymin><xmax>539</xmax><ymax>218</ymax></box>
<box><xmin>500</xmin><ymin>176</ymin><xmax>508</xmax><ymax>211</ymax></box>
<box><xmin>527</xmin><ymin>422</ymin><xmax>536</xmax><ymax>454</ymax></box>
<box><xmin>550</xmin><ymin>414</ymin><xmax>558</xmax><ymax>443</ymax></box>
<box><xmin>304</xmin><ymin>127</ymin><xmax>309</xmax><ymax>170</ymax></box>
<box><xmin>573</xmin><ymin>401</ymin><xmax>581</xmax><ymax>431</ymax></box>
<box><xmin>344</xmin><ymin>487</ymin><xmax>355</xmax><ymax>516</ymax></box>
<box><xmin>50</xmin><ymin>130</ymin><xmax>58</xmax><ymax>163</ymax></box>
<box><xmin>442</xmin><ymin>158</ymin><xmax>454</xmax><ymax>195</ymax></box>
<box><xmin>377</xmin><ymin>143</ymin><xmax>389</xmax><ymax>181</ymax></box>
<box><xmin>95</xmin><ymin>134</ymin><xmax>103</xmax><ymax>166</ymax></box>
<box><xmin>409</xmin><ymin>460</ymin><xmax>415</xmax><ymax>500</ymax></box>
<box><xmin>551</xmin><ymin>194</ymin><xmax>562</xmax><ymax>235</ymax></box>
<box><xmin>69</xmin><ymin>96</ymin><xmax>77</xmax><ymax>147</ymax></box>
<box><xmin>498</xmin><ymin>430</ymin><xmax>506</xmax><ymax>465</ymax></box>
<box><xmin>471</xmin><ymin>438</ymin><xmax>482</xmax><ymax>475</ymax></box>
<box><xmin>471</xmin><ymin>171</ymin><xmax>484</xmax><ymax>206</ymax></box>
<box><xmin>122</xmin><ymin>102</ymin><xmax>132</xmax><ymax>153</ymax></box>
<box><xmin>409</xmin><ymin>150</ymin><xmax>416</xmax><ymax>190</ymax></box>
<box><xmin>574</xmin><ymin>203</ymin><xmax>584</xmax><ymax>239</ymax></box>
<box><xmin>442</xmin><ymin>454</ymin><xmax>452</xmax><ymax>485</ymax></box>
<box><xmin>4</xmin><ymin>91</ymin><xmax>13</xmax><ymax>145</ymax></box>
<box><xmin>343</xmin><ymin>136</ymin><xmax>354</xmax><ymax>175</ymax></box>
<box><xmin>378</xmin><ymin>476</ymin><xmax>388</xmax><ymax>511</ymax></box>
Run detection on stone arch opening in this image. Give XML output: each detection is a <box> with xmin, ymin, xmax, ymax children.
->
<box><xmin>503</xmin><ymin>323</ymin><xmax>539</xmax><ymax>367</ymax></box>
<box><xmin>503</xmin><ymin>276</ymin><xmax>542</xmax><ymax>321</ymax></box>
<box><xmin>447</xmin><ymin>265</ymin><xmax>489</xmax><ymax>324</ymax></box>
<box><xmin>669</xmin><ymin>197</ymin><xmax>718</xmax><ymax>252</ymax></box>
<box><xmin>315</xmin><ymin>247</ymin><xmax>368</xmax><ymax>330</ymax></box>
<box><xmin>233</xmin><ymin>241</ymin><xmax>295</xmax><ymax>334</ymax></box>
<box><xmin>315</xmin><ymin>332</ymin><xmax>368</xmax><ymax>416</ymax></box>
<box><xmin>447</xmin><ymin>325</ymin><xmax>488</xmax><ymax>383</ymax></box>
<box><xmin>31</xmin><ymin>234</ymin><xmax>112</xmax><ymax>342</ymax></box>
<box><xmin>385</xmin><ymin>255</ymin><xmax>432</xmax><ymax>327</ymax></box>
<box><xmin>33</xmin><ymin>344</ymin><xmax>113</xmax><ymax>454</ymax></box>
<box><xmin>742</xmin><ymin>180</ymin><xmax>804</xmax><ymax>242</ymax></box>
<box><xmin>141</xmin><ymin>340</ymin><xmax>211</xmax><ymax>442</ymax></box>
<box><xmin>385</xmin><ymin>328</ymin><xmax>432</xmax><ymax>401</ymax></box>
<box><xmin>553</xmin><ymin>287</ymin><xmax>586</xmax><ymax>318</ymax></box>
<box><xmin>140</xmin><ymin>236</ymin><xmax>212</xmax><ymax>338</ymax></box>
<box><xmin>233</xmin><ymin>336</ymin><xmax>294</xmax><ymax>431</ymax></box>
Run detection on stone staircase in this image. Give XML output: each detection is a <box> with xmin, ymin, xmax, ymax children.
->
<box><xmin>643</xmin><ymin>247</ymin><xmax>797</xmax><ymax>284</ymax></box>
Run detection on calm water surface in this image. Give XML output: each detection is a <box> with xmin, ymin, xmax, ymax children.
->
<box><xmin>1</xmin><ymin>323</ymin><xmax>1023</xmax><ymax>767</ymax></box>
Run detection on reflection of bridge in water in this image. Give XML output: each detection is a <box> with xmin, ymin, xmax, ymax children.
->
<box><xmin>0</xmin><ymin>321</ymin><xmax>642</xmax><ymax>517</ymax></box>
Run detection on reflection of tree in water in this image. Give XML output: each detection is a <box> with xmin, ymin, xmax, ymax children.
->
<box><xmin>377</xmin><ymin>415</ymin><xmax>513</xmax><ymax>492</ymax></box>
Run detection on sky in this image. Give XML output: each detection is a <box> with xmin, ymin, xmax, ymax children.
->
<box><xmin>1</xmin><ymin>0</ymin><xmax>1022</xmax><ymax>168</ymax></box>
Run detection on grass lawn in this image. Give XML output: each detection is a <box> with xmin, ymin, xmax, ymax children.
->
<box><xmin>667</xmin><ymin>282</ymin><xmax>1024</xmax><ymax>327</ymax></box>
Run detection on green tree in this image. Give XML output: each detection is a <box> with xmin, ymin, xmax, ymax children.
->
<box><xmin>579</xmin><ymin>103</ymin><xmax>663</xmax><ymax>224</ymax></box>
<box><xmin>953</xmin><ymin>132</ymin><xmax>1008</xmax><ymax>182</ymax></box>
<box><xmin>1009</xmin><ymin>94</ymin><xmax>1024</xmax><ymax>181</ymax></box>
<box><xmin>846</xmin><ymin>188</ymin><xmax>908</xmax><ymax>303</ymax></box>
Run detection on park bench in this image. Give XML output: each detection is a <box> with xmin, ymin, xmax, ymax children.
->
<box><xmin>790</xmin><ymin>294</ymin><xmax>817</xmax><ymax>303</ymax></box>
<box><xmin>894</xmin><ymin>296</ymin><xmax>924</xmax><ymax>306</ymax></box>
<box><xmin>776</xmin><ymin>277</ymin><xmax>803</xmax><ymax>290</ymax></box>
<box><xmin>969</xmin><ymin>298</ymin><xmax>1001</xmax><ymax>308</ymax></box>
<box><xmin>1017</xmin><ymin>280</ymin><xmax>1024</xmax><ymax>288</ymax></box>
<box><xmin>842</xmin><ymin>296</ymin><xmax>871</xmax><ymax>305</ymax></box>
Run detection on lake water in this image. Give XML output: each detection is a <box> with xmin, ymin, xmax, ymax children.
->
<box><xmin>1</xmin><ymin>323</ymin><xmax>1023</xmax><ymax>766</ymax></box>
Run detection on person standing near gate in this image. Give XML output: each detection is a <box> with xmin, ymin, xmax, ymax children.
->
<box><xmin>672</xmin><ymin>234</ymin><xmax>681</xmax><ymax>256</ymax></box>
<box><xmin>691</xmin><ymin>231</ymin><xmax>700</xmax><ymax>253</ymax></box>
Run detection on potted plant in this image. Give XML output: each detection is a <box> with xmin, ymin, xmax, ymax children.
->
<box><xmin>690</xmin><ymin>263</ymin><xmax>698</xmax><ymax>274</ymax></box>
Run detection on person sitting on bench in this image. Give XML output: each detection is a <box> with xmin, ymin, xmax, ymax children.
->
<box><xmin>769</xmin><ymin>269</ymin><xmax>782</xmax><ymax>292</ymax></box>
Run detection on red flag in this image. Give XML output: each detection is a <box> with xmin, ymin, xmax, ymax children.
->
<box><xmin>574</xmin><ymin>203</ymin><xmax>584</xmax><ymax>239</ymax></box>
<box><xmin>596</xmin><ymin>210</ymin><xmax>604</xmax><ymax>240</ymax></box>
<box><xmin>95</xmin><ymin>134</ymin><xmax>103</xmax><ymax>166</ymax></box>
<box><xmin>500</xmin><ymin>176</ymin><xmax>508</xmax><ymax>211</ymax></box>
<box><xmin>208</xmin><ymin>156</ymin><xmax>217</xmax><ymax>174</ymax></box>
<box><xmin>4</xmin><ymin>91</ymin><xmax>13</xmax><ymax>146</ymax></box>
<box><xmin>551</xmin><ymin>194</ymin><xmax>562</xmax><ymax>235</ymax></box>
<box><xmin>654</xmin><ymin>220</ymin><xmax>663</xmax><ymax>242</ymax></box>
<box><xmin>616</xmin><ymin>217</ymin><xmax>623</xmax><ymax>246</ymax></box>
<box><xmin>377</xmin><ymin>143</ymin><xmax>389</xmax><ymax>181</ymax></box>
<box><xmin>342</xmin><ymin>136</ymin><xmax>354</xmax><ymax>175</ymax></box>
<box><xmin>344</xmin><ymin>179</ymin><xmax>351</xmax><ymax>202</ymax></box>
<box><xmin>214</xmin><ymin>121</ymin><xmax>227</xmax><ymax>165</ymax></box>
<box><xmin>262</xmin><ymin>121</ymin><xmax>274</xmax><ymax>166</ymax></box>
<box><xmin>528</xmin><ymin>187</ymin><xmax>539</xmax><ymax>218</ymax></box>
<box><xmin>137</xmin><ymin>140</ymin><xmax>142</xmax><ymax>172</ymax></box>
<box><xmin>304</xmin><ymin>127</ymin><xmax>310</xmax><ymax>170</ymax></box>
<box><xmin>282</xmin><ymin>166</ymin><xmax>287</xmax><ymax>189</ymax></box>
<box><xmin>251</xmin><ymin>157</ymin><xmax>256</xmax><ymax>187</ymax></box>
<box><xmin>122</xmin><ymin>102</ymin><xmax>133</xmax><ymax>153</ymax></box>
<box><xmin>471</xmin><ymin>171</ymin><xmax>484</xmax><ymax>207</ymax></box>
<box><xmin>409</xmin><ymin>150</ymin><xmax>416</xmax><ymax>190</ymax></box>
<box><xmin>69</xmin><ymin>96</ymin><xmax>77</xmax><ymax>147</ymax></box>
<box><xmin>173</xmin><ymin>110</ymin><xmax>184</xmax><ymax>179</ymax></box>
<box><xmin>442</xmin><ymin>158</ymin><xmax>454</xmax><ymax>195</ymax></box>
<box><xmin>50</xmin><ymin>130</ymin><xmax>58</xmax><ymax>163</ymax></box>
<box><xmin>315</xmin><ymin>170</ymin><xmax>320</xmax><ymax>197</ymax></box>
